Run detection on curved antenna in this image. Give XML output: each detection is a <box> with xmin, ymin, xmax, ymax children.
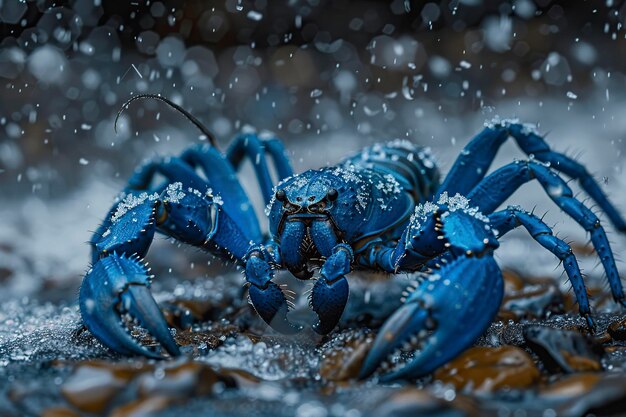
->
<box><xmin>114</xmin><ymin>94</ymin><xmax>218</xmax><ymax>147</ymax></box>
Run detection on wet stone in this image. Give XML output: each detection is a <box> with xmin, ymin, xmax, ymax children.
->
<box><xmin>540</xmin><ymin>374</ymin><xmax>626</xmax><ymax>416</ymax></box>
<box><xmin>523</xmin><ymin>325</ymin><xmax>602</xmax><ymax>373</ymax></box>
<box><xmin>607</xmin><ymin>317</ymin><xmax>626</xmax><ymax>341</ymax></box>
<box><xmin>367</xmin><ymin>388</ymin><xmax>477</xmax><ymax>417</ymax></box>
<box><xmin>109</xmin><ymin>397</ymin><xmax>171</xmax><ymax>417</ymax></box>
<box><xmin>498</xmin><ymin>270</ymin><xmax>564</xmax><ymax>322</ymax></box>
<box><xmin>59</xmin><ymin>360</ymin><xmax>249</xmax><ymax>415</ymax></box>
<box><xmin>319</xmin><ymin>330</ymin><xmax>374</xmax><ymax>382</ymax></box>
<box><xmin>174</xmin><ymin>324</ymin><xmax>239</xmax><ymax>354</ymax></box>
<box><xmin>434</xmin><ymin>346</ymin><xmax>540</xmax><ymax>392</ymax></box>
<box><xmin>539</xmin><ymin>373</ymin><xmax>602</xmax><ymax>399</ymax></box>
<box><xmin>61</xmin><ymin>361</ymin><xmax>151</xmax><ymax>413</ymax></box>
<box><xmin>40</xmin><ymin>407</ymin><xmax>82</xmax><ymax>417</ymax></box>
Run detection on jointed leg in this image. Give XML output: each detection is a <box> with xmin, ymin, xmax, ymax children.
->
<box><xmin>438</xmin><ymin>122</ymin><xmax>626</xmax><ymax>231</ymax></box>
<box><xmin>180</xmin><ymin>144</ymin><xmax>263</xmax><ymax>243</ymax></box>
<box><xmin>226</xmin><ymin>133</ymin><xmax>294</xmax><ymax>203</ymax></box>
<box><xmin>468</xmin><ymin>160</ymin><xmax>625</xmax><ymax>307</ymax></box>
<box><xmin>489</xmin><ymin>206</ymin><xmax>593</xmax><ymax>326</ymax></box>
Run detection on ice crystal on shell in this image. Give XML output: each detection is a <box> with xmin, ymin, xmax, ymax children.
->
<box><xmin>164</xmin><ymin>182</ymin><xmax>186</xmax><ymax>203</ymax></box>
<box><xmin>409</xmin><ymin>192</ymin><xmax>489</xmax><ymax>235</ymax></box>
<box><xmin>111</xmin><ymin>191</ymin><xmax>159</xmax><ymax>223</ymax></box>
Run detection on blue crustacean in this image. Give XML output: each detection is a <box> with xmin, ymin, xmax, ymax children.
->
<box><xmin>81</xmin><ymin>94</ymin><xmax>626</xmax><ymax>381</ymax></box>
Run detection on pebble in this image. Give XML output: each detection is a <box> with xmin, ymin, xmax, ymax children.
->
<box><xmin>523</xmin><ymin>326</ymin><xmax>602</xmax><ymax>373</ymax></box>
<box><xmin>59</xmin><ymin>360</ymin><xmax>254</xmax><ymax>415</ymax></box>
<box><xmin>320</xmin><ymin>332</ymin><xmax>374</xmax><ymax>382</ymax></box>
<box><xmin>434</xmin><ymin>346</ymin><xmax>540</xmax><ymax>392</ymax></box>
<box><xmin>499</xmin><ymin>270</ymin><xmax>564</xmax><ymax>321</ymax></box>
<box><xmin>608</xmin><ymin>317</ymin><xmax>626</xmax><ymax>341</ymax></box>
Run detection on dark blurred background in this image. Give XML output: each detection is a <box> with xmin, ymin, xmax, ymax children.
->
<box><xmin>1</xmin><ymin>0</ymin><xmax>625</xmax><ymax>195</ymax></box>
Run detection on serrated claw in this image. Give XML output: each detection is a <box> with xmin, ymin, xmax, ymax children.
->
<box><xmin>80</xmin><ymin>253</ymin><xmax>180</xmax><ymax>358</ymax></box>
<box><xmin>310</xmin><ymin>275</ymin><xmax>349</xmax><ymax>335</ymax></box>
<box><xmin>248</xmin><ymin>281</ymin><xmax>301</xmax><ymax>334</ymax></box>
<box><xmin>122</xmin><ymin>285</ymin><xmax>181</xmax><ymax>356</ymax></box>
<box><xmin>359</xmin><ymin>255</ymin><xmax>503</xmax><ymax>381</ymax></box>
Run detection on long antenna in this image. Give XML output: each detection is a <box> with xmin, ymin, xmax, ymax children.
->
<box><xmin>114</xmin><ymin>94</ymin><xmax>218</xmax><ymax>147</ymax></box>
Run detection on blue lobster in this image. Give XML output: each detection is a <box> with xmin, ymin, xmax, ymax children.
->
<box><xmin>81</xmin><ymin>95</ymin><xmax>626</xmax><ymax>381</ymax></box>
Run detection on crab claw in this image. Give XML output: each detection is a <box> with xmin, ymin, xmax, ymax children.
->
<box><xmin>310</xmin><ymin>275</ymin><xmax>349</xmax><ymax>334</ymax></box>
<box><xmin>79</xmin><ymin>252</ymin><xmax>180</xmax><ymax>358</ymax></box>
<box><xmin>310</xmin><ymin>245</ymin><xmax>352</xmax><ymax>334</ymax></box>
<box><xmin>246</xmin><ymin>255</ymin><xmax>301</xmax><ymax>334</ymax></box>
<box><xmin>359</xmin><ymin>254</ymin><xmax>503</xmax><ymax>381</ymax></box>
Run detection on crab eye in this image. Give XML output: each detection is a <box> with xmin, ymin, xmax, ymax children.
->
<box><xmin>284</xmin><ymin>203</ymin><xmax>299</xmax><ymax>213</ymax></box>
<box><xmin>275</xmin><ymin>189</ymin><xmax>287</xmax><ymax>202</ymax></box>
<box><xmin>312</xmin><ymin>201</ymin><xmax>326</xmax><ymax>211</ymax></box>
<box><xmin>326</xmin><ymin>188</ymin><xmax>338</xmax><ymax>201</ymax></box>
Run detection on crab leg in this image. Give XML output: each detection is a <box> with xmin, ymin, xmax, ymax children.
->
<box><xmin>437</xmin><ymin>122</ymin><xmax>626</xmax><ymax>232</ymax></box>
<box><xmin>489</xmin><ymin>206</ymin><xmax>593</xmax><ymax>326</ymax></box>
<box><xmin>83</xmin><ymin>166</ymin><xmax>254</xmax><ymax>357</ymax></box>
<box><xmin>226</xmin><ymin>133</ymin><xmax>294</xmax><ymax>203</ymax></box>
<box><xmin>309</xmin><ymin>240</ymin><xmax>353</xmax><ymax>335</ymax></box>
<box><xmin>467</xmin><ymin>160</ymin><xmax>625</xmax><ymax>309</ymax></box>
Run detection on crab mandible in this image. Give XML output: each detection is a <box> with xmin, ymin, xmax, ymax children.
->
<box><xmin>81</xmin><ymin>95</ymin><xmax>626</xmax><ymax>381</ymax></box>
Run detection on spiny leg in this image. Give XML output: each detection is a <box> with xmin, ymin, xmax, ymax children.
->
<box><xmin>489</xmin><ymin>206</ymin><xmax>593</xmax><ymax>326</ymax></box>
<box><xmin>111</xmin><ymin>95</ymin><xmax>297</xmax><ymax>335</ymax></box>
<box><xmin>180</xmin><ymin>144</ymin><xmax>263</xmax><ymax>243</ymax></box>
<box><xmin>467</xmin><ymin>160</ymin><xmax>625</xmax><ymax>308</ymax></box>
<box><xmin>226</xmin><ymin>133</ymin><xmax>294</xmax><ymax>203</ymax></box>
<box><xmin>437</xmin><ymin>122</ymin><xmax>626</xmax><ymax>231</ymax></box>
<box><xmin>126</xmin><ymin>157</ymin><xmax>208</xmax><ymax>194</ymax></box>
<box><xmin>179</xmin><ymin>143</ymin><xmax>302</xmax><ymax>334</ymax></box>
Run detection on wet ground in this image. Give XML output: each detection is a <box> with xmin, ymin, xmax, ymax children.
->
<box><xmin>2</xmin><ymin>260</ymin><xmax>626</xmax><ymax>417</ymax></box>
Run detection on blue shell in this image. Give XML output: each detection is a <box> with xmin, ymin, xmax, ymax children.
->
<box><xmin>267</xmin><ymin>141</ymin><xmax>441</xmax><ymax>253</ymax></box>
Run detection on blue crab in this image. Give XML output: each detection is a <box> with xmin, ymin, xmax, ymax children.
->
<box><xmin>81</xmin><ymin>95</ymin><xmax>626</xmax><ymax>381</ymax></box>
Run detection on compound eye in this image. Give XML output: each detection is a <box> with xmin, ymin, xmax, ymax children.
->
<box><xmin>275</xmin><ymin>189</ymin><xmax>287</xmax><ymax>202</ymax></box>
<box><xmin>326</xmin><ymin>188</ymin><xmax>339</xmax><ymax>201</ymax></box>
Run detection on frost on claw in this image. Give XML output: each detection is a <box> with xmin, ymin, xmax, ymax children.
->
<box><xmin>164</xmin><ymin>182</ymin><xmax>186</xmax><ymax>203</ymax></box>
<box><xmin>408</xmin><ymin>201</ymin><xmax>439</xmax><ymax>234</ymax></box>
<box><xmin>111</xmin><ymin>192</ymin><xmax>159</xmax><ymax>223</ymax></box>
<box><xmin>408</xmin><ymin>192</ymin><xmax>488</xmax><ymax>235</ymax></box>
<box><xmin>437</xmin><ymin>192</ymin><xmax>490</xmax><ymax>223</ymax></box>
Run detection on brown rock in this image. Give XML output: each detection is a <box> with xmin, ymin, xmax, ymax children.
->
<box><xmin>137</xmin><ymin>361</ymin><xmax>239</xmax><ymax>399</ymax></box>
<box><xmin>498</xmin><ymin>270</ymin><xmax>564</xmax><ymax>321</ymax></box>
<box><xmin>523</xmin><ymin>326</ymin><xmax>602</xmax><ymax>373</ymax></box>
<box><xmin>540</xmin><ymin>373</ymin><xmax>602</xmax><ymax>398</ymax></box>
<box><xmin>60</xmin><ymin>359</ymin><xmax>252</xmax><ymax>415</ymax></box>
<box><xmin>61</xmin><ymin>361</ymin><xmax>149</xmax><ymax>413</ymax></box>
<box><xmin>109</xmin><ymin>396</ymin><xmax>171</xmax><ymax>417</ymax></box>
<box><xmin>369</xmin><ymin>388</ymin><xmax>479</xmax><ymax>417</ymax></box>
<box><xmin>608</xmin><ymin>317</ymin><xmax>626</xmax><ymax>341</ymax></box>
<box><xmin>174</xmin><ymin>324</ymin><xmax>238</xmax><ymax>351</ymax></box>
<box><xmin>320</xmin><ymin>333</ymin><xmax>374</xmax><ymax>382</ymax></box>
<box><xmin>40</xmin><ymin>408</ymin><xmax>82</xmax><ymax>417</ymax></box>
<box><xmin>434</xmin><ymin>346</ymin><xmax>541</xmax><ymax>392</ymax></box>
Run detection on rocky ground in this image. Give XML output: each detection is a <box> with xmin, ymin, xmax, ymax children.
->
<box><xmin>2</xmin><ymin>241</ymin><xmax>626</xmax><ymax>417</ymax></box>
